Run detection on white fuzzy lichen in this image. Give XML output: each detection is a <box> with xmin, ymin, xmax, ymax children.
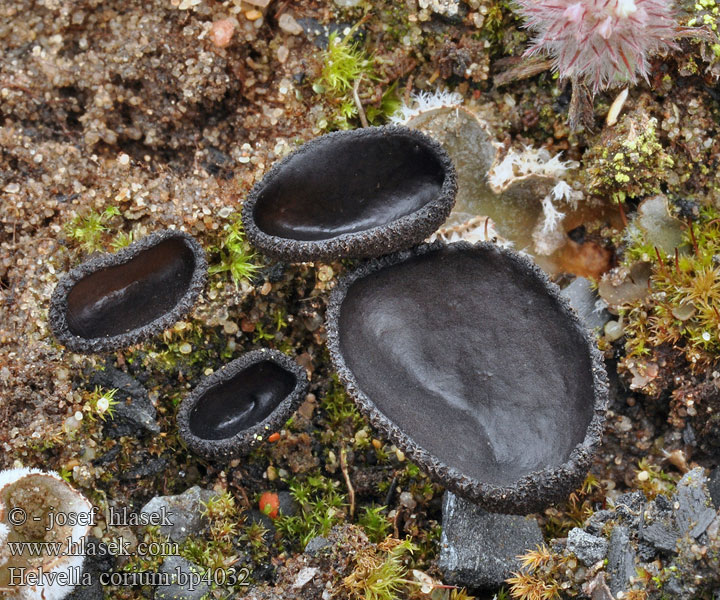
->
<box><xmin>429</xmin><ymin>215</ymin><xmax>514</xmax><ymax>247</ymax></box>
<box><xmin>533</xmin><ymin>181</ymin><xmax>585</xmax><ymax>255</ymax></box>
<box><xmin>539</xmin><ymin>193</ymin><xmax>566</xmax><ymax>235</ymax></box>
<box><xmin>0</xmin><ymin>469</ymin><xmax>93</xmax><ymax>600</ymax></box>
<box><xmin>487</xmin><ymin>146</ymin><xmax>577</xmax><ymax>192</ymax></box>
<box><xmin>389</xmin><ymin>89</ymin><xmax>463</xmax><ymax>124</ymax></box>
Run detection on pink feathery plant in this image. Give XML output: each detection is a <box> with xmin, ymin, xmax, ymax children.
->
<box><xmin>515</xmin><ymin>0</ymin><xmax>679</xmax><ymax>93</ymax></box>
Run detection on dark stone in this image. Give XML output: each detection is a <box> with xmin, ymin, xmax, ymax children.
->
<box><xmin>90</xmin><ymin>366</ymin><xmax>159</xmax><ymax>437</ymax></box>
<box><xmin>92</xmin><ymin>443</ymin><xmax>121</xmax><ymax>466</ymax></box>
<box><xmin>709</xmin><ymin>467</ymin><xmax>720</xmax><ymax>509</ymax></box>
<box><xmin>66</xmin><ymin>572</ymin><xmax>103</xmax><ymax>599</ymax></box>
<box><xmin>663</xmin><ymin>571</ymin><xmax>687</xmax><ymax>598</ymax></box>
<box><xmin>154</xmin><ymin>556</ymin><xmax>210</xmax><ymax>600</ymax></box>
<box><xmin>304</xmin><ymin>536</ymin><xmax>331</xmax><ymax>556</ymax></box>
<box><xmin>641</xmin><ymin>515</ymin><xmax>679</xmax><ymax>553</ymax></box>
<box><xmin>566</xmin><ymin>527</ymin><xmax>608</xmax><ymax>566</ymax></box>
<box><xmin>141</xmin><ymin>486</ymin><xmax>219</xmax><ymax>543</ymax></box>
<box><xmin>636</xmin><ymin>540</ymin><xmax>657</xmax><ymax>561</ymax></box>
<box><xmin>49</xmin><ymin>229</ymin><xmax>207</xmax><ymax>353</ymax></box>
<box><xmin>119</xmin><ymin>457</ymin><xmax>167</xmax><ymax>481</ymax></box>
<box><xmin>655</xmin><ymin>493</ymin><xmax>673</xmax><ymax>512</ymax></box>
<box><xmin>587</xmin><ymin>572</ymin><xmax>614</xmax><ymax>600</ymax></box>
<box><xmin>616</xmin><ymin>490</ymin><xmax>646</xmax><ymax>512</ymax></box>
<box><xmin>683</xmin><ymin>423</ymin><xmax>696</xmax><ymax>446</ymax></box>
<box><xmin>640</xmin><ymin>467</ymin><xmax>716</xmax><ymax>553</ymax></box>
<box><xmin>606</xmin><ymin>525</ymin><xmax>635</xmax><ymax>596</ymax></box>
<box><xmin>585</xmin><ymin>509</ymin><xmax>614</xmax><ymax>536</ymax></box>
<box><xmin>177</xmin><ymin>349</ymin><xmax>309</xmax><ymax>460</ymax></box>
<box><xmin>242</xmin><ymin>126</ymin><xmax>457</xmax><ymax>262</ymax></box>
<box><xmin>296</xmin><ymin>18</ymin><xmax>363</xmax><ymax>49</ymax></box>
<box><xmin>257</xmin><ymin>262</ymin><xmax>286</xmax><ymax>284</ymax></box>
<box><xmin>614</xmin><ymin>491</ymin><xmax>646</xmax><ymax>528</ymax></box>
<box><xmin>675</xmin><ymin>468</ymin><xmax>716</xmax><ymax>538</ymax></box>
<box><xmin>246</xmin><ymin>509</ymin><xmax>276</xmax><ymax>539</ymax></box>
<box><xmin>67</xmin><ymin>538</ymin><xmax>114</xmax><ymax>600</ymax></box>
<box><xmin>277</xmin><ymin>490</ymin><xmax>298</xmax><ymax>517</ymax></box>
<box><xmin>326</xmin><ymin>241</ymin><xmax>608</xmax><ymax>514</ymax></box>
<box><xmin>437</xmin><ymin>492</ymin><xmax>543</xmax><ymax>588</ymax></box>
<box><xmin>561</xmin><ymin>277</ymin><xmax>611</xmax><ymax>331</ymax></box>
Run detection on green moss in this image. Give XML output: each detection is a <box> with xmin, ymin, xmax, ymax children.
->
<box><xmin>275</xmin><ymin>472</ymin><xmax>347</xmax><ymax>549</ymax></box>
<box><xmin>208</xmin><ymin>216</ymin><xmax>260</xmax><ymax>287</ymax></box>
<box><xmin>110</xmin><ymin>230</ymin><xmax>135</xmax><ymax>250</ymax></box>
<box><xmin>136</xmin><ymin>319</ymin><xmax>231</xmax><ymax>377</ymax></box>
<box><xmin>82</xmin><ymin>386</ymin><xmax>119</xmax><ymax>422</ymax></box>
<box><xmin>320</xmin><ymin>374</ymin><xmax>365</xmax><ymax>433</ymax></box>
<box><xmin>635</xmin><ymin>458</ymin><xmax>678</xmax><ymax>499</ymax></box>
<box><xmin>358</xmin><ymin>504</ymin><xmax>391</xmax><ymax>543</ymax></box>
<box><xmin>64</xmin><ymin>205</ymin><xmax>121</xmax><ymax>253</ymax></box>
<box><xmin>620</xmin><ymin>206</ymin><xmax>720</xmax><ymax>367</ymax></box>
<box><xmin>314</xmin><ymin>30</ymin><xmax>401</xmax><ymax>130</ymax></box>
<box><xmin>342</xmin><ymin>537</ymin><xmax>417</xmax><ymax>600</ymax></box>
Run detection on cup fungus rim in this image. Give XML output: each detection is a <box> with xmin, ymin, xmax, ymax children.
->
<box><xmin>325</xmin><ymin>240</ymin><xmax>609</xmax><ymax>514</ymax></box>
<box><xmin>48</xmin><ymin>229</ymin><xmax>207</xmax><ymax>354</ymax></box>
<box><xmin>241</xmin><ymin>125</ymin><xmax>458</xmax><ymax>262</ymax></box>
<box><xmin>177</xmin><ymin>349</ymin><xmax>309</xmax><ymax>459</ymax></box>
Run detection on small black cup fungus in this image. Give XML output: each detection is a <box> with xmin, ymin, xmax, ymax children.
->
<box><xmin>326</xmin><ymin>242</ymin><xmax>608</xmax><ymax>514</ymax></box>
<box><xmin>242</xmin><ymin>125</ymin><xmax>457</xmax><ymax>262</ymax></box>
<box><xmin>49</xmin><ymin>229</ymin><xmax>207</xmax><ymax>353</ymax></box>
<box><xmin>177</xmin><ymin>349</ymin><xmax>309</xmax><ymax>459</ymax></box>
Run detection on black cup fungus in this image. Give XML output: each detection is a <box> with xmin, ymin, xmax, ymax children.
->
<box><xmin>177</xmin><ymin>349</ymin><xmax>309</xmax><ymax>459</ymax></box>
<box><xmin>326</xmin><ymin>241</ymin><xmax>608</xmax><ymax>514</ymax></box>
<box><xmin>242</xmin><ymin>125</ymin><xmax>457</xmax><ymax>262</ymax></box>
<box><xmin>49</xmin><ymin>229</ymin><xmax>207</xmax><ymax>353</ymax></box>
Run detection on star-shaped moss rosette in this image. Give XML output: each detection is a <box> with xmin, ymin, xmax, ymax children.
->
<box><xmin>49</xmin><ymin>229</ymin><xmax>207</xmax><ymax>353</ymax></box>
<box><xmin>241</xmin><ymin>125</ymin><xmax>457</xmax><ymax>262</ymax></box>
<box><xmin>326</xmin><ymin>241</ymin><xmax>608</xmax><ymax>514</ymax></box>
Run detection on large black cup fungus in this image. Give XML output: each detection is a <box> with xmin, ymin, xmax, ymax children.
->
<box><xmin>242</xmin><ymin>125</ymin><xmax>457</xmax><ymax>262</ymax></box>
<box><xmin>326</xmin><ymin>242</ymin><xmax>608</xmax><ymax>514</ymax></box>
<box><xmin>49</xmin><ymin>229</ymin><xmax>207</xmax><ymax>353</ymax></box>
<box><xmin>177</xmin><ymin>349</ymin><xmax>309</xmax><ymax>459</ymax></box>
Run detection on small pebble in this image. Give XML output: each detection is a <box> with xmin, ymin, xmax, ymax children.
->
<box><xmin>210</xmin><ymin>18</ymin><xmax>237</xmax><ymax>48</ymax></box>
<box><xmin>604</xmin><ymin>320</ymin><xmax>624</xmax><ymax>341</ymax></box>
<box><xmin>317</xmin><ymin>265</ymin><xmax>334</xmax><ymax>282</ymax></box>
<box><xmin>245</xmin><ymin>9</ymin><xmax>262</xmax><ymax>21</ymax></box>
<box><xmin>278</xmin><ymin>13</ymin><xmax>303</xmax><ymax>35</ymax></box>
<box><xmin>399</xmin><ymin>491</ymin><xmax>417</xmax><ymax>510</ymax></box>
<box><xmin>223</xmin><ymin>321</ymin><xmax>239</xmax><ymax>335</ymax></box>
